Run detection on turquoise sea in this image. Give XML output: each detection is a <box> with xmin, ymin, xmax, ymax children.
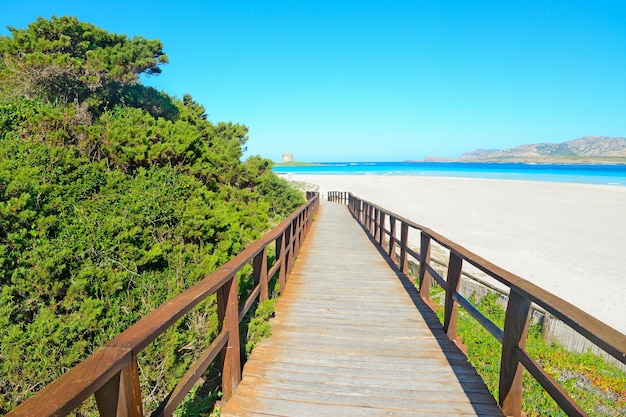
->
<box><xmin>273</xmin><ymin>162</ymin><xmax>626</xmax><ymax>186</ymax></box>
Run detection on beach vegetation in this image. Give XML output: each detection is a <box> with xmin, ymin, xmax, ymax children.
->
<box><xmin>0</xmin><ymin>16</ymin><xmax>304</xmax><ymax>414</ymax></box>
<box><xmin>428</xmin><ymin>287</ymin><xmax>626</xmax><ymax>416</ymax></box>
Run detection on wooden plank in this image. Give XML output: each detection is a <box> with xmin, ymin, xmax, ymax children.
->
<box><xmin>231</xmin><ymin>383</ymin><xmax>501</xmax><ymax>412</ymax></box>
<box><xmin>240</xmin><ymin>370</ymin><xmax>493</xmax><ymax>395</ymax></box>
<box><xmin>225</xmin><ymin>394</ymin><xmax>503</xmax><ymax>417</ymax></box>
<box><xmin>245</xmin><ymin>352</ymin><xmax>473</xmax><ymax>373</ymax></box>
<box><xmin>221</xmin><ymin>201</ymin><xmax>503</xmax><ymax>416</ymax></box>
<box><xmin>247</xmin><ymin>345</ymin><xmax>470</xmax><ymax>366</ymax></box>
<box><xmin>242</xmin><ymin>358</ymin><xmax>484</xmax><ymax>382</ymax></box>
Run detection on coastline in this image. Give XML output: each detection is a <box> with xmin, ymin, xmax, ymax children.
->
<box><xmin>291</xmin><ymin>174</ymin><xmax>626</xmax><ymax>335</ymax></box>
<box><xmin>277</xmin><ymin>159</ymin><xmax>626</xmax><ymax>165</ymax></box>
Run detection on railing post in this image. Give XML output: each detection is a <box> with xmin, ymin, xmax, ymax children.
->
<box><xmin>370</xmin><ymin>206</ymin><xmax>376</xmax><ymax>235</ymax></box>
<box><xmin>359</xmin><ymin>200</ymin><xmax>364</xmax><ymax>224</ymax></box>
<box><xmin>372</xmin><ymin>207</ymin><xmax>377</xmax><ymax>236</ymax></box>
<box><xmin>304</xmin><ymin>205</ymin><xmax>311</xmax><ymax>235</ymax></box>
<box><xmin>362</xmin><ymin>202</ymin><xmax>367</xmax><ymax>225</ymax></box>
<box><xmin>217</xmin><ymin>274</ymin><xmax>241</xmax><ymax>400</ymax></box>
<box><xmin>444</xmin><ymin>252</ymin><xmax>463</xmax><ymax>342</ymax></box>
<box><xmin>418</xmin><ymin>232</ymin><xmax>432</xmax><ymax>302</ymax></box>
<box><xmin>372</xmin><ymin>208</ymin><xmax>377</xmax><ymax>238</ymax></box>
<box><xmin>378</xmin><ymin>210</ymin><xmax>385</xmax><ymax>247</ymax></box>
<box><xmin>293</xmin><ymin>216</ymin><xmax>301</xmax><ymax>264</ymax></box>
<box><xmin>360</xmin><ymin>201</ymin><xmax>364</xmax><ymax>224</ymax></box>
<box><xmin>253</xmin><ymin>247</ymin><xmax>269</xmax><ymax>302</ymax></box>
<box><xmin>95</xmin><ymin>356</ymin><xmax>143</xmax><ymax>417</ymax></box>
<box><xmin>296</xmin><ymin>212</ymin><xmax>303</xmax><ymax>252</ymax></box>
<box><xmin>277</xmin><ymin>231</ymin><xmax>286</xmax><ymax>294</ymax></box>
<box><xmin>499</xmin><ymin>289</ymin><xmax>532</xmax><ymax>417</ymax></box>
<box><xmin>285</xmin><ymin>223</ymin><xmax>293</xmax><ymax>276</ymax></box>
<box><xmin>388</xmin><ymin>216</ymin><xmax>397</xmax><ymax>263</ymax></box>
<box><xmin>399</xmin><ymin>223</ymin><xmax>409</xmax><ymax>274</ymax></box>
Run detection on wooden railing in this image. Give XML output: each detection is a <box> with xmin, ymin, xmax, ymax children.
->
<box><xmin>327</xmin><ymin>191</ymin><xmax>349</xmax><ymax>205</ymax></box>
<box><xmin>8</xmin><ymin>194</ymin><xmax>320</xmax><ymax>417</ymax></box>
<box><xmin>328</xmin><ymin>191</ymin><xmax>626</xmax><ymax>417</ymax></box>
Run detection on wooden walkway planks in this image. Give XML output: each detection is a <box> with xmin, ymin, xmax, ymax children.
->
<box><xmin>221</xmin><ymin>201</ymin><xmax>504</xmax><ymax>417</ymax></box>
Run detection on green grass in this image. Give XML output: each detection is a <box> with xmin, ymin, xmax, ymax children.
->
<box><xmin>174</xmin><ymin>384</ymin><xmax>222</xmax><ymax>417</ymax></box>
<box><xmin>243</xmin><ymin>298</ymin><xmax>276</xmax><ymax>358</ymax></box>
<box><xmin>428</xmin><ymin>287</ymin><xmax>626</xmax><ymax>416</ymax></box>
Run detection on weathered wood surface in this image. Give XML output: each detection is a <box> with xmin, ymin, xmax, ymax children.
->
<box><xmin>222</xmin><ymin>201</ymin><xmax>504</xmax><ymax>416</ymax></box>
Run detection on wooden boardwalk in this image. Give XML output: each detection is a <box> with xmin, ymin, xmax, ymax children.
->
<box><xmin>222</xmin><ymin>201</ymin><xmax>504</xmax><ymax>416</ymax></box>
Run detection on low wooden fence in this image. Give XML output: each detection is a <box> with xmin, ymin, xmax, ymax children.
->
<box><xmin>328</xmin><ymin>191</ymin><xmax>626</xmax><ymax>417</ymax></box>
<box><xmin>8</xmin><ymin>194</ymin><xmax>320</xmax><ymax>417</ymax></box>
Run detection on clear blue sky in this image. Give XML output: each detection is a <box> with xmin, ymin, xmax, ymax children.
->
<box><xmin>1</xmin><ymin>0</ymin><xmax>625</xmax><ymax>162</ymax></box>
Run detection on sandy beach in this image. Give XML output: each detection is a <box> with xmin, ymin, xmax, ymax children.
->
<box><xmin>291</xmin><ymin>174</ymin><xmax>626</xmax><ymax>335</ymax></box>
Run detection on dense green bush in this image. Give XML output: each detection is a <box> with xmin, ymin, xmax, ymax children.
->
<box><xmin>0</xmin><ymin>16</ymin><xmax>304</xmax><ymax>413</ymax></box>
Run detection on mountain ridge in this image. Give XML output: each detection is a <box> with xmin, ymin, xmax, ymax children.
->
<box><xmin>425</xmin><ymin>136</ymin><xmax>626</xmax><ymax>163</ymax></box>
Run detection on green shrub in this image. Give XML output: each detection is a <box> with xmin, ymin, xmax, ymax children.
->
<box><xmin>0</xmin><ymin>16</ymin><xmax>304</xmax><ymax>414</ymax></box>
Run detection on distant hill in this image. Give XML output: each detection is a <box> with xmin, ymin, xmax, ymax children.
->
<box><xmin>446</xmin><ymin>136</ymin><xmax>626</xmax><ymax>163</ymax></box>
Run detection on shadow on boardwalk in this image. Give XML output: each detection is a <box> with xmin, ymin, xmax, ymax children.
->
<box><xmin>222</xmin><ymin>201</ymin><xmax>504</xmax><ymax>416</ymax></box>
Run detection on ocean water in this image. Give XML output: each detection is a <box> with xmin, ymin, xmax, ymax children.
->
<box><xmin>273</xmin><ymin>162</ymin><xmax>626</xmax><ymax>186</ymax></box>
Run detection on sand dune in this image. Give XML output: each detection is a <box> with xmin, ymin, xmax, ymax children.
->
<box><xmin>293</xmin><ymin>174</ymin><xmax>626</xmax><ymax>335</ymax></box>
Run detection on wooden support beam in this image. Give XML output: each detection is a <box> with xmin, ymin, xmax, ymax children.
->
<box><xmin>499</xmin><ymin>289</ymin><xmax>532</xmax><ymax>417</ymax></box>
<box><xmin>253</xmin><ymin>247</ymin><xmax>269</xmax><ymax>302</ymax></box>
<box><xmin>276</xmin><ymin>232</ymin><xmax>286</xmax><ymax>294</ymax></box>
<box><xmin>378</xmin><ymin>210</ymin><xmax>385</xmax><ymax>247</ymax></box>
<box><xmin>419</xmin><ymin>232</ymin><xmax>432</xmax><ymax>302</ymax></box>
<box><xmin>217</xmin><ymin>276</ymin><xmax>241</xmax><ymax>400</ymax></box>
<box><xmin>399</xmin><ymin>223</ymin><xmax>409</xmax><ymax>274</ymax></box>
<box><xmin>444</xmin><ymin>252</ymin><xmax>463</xmax><ymax>341</ymax></box>
<box><xmin>95</xmin><ymin>357</ymin><xmax>143</xmax><ymax>417</ymax></box>
<box><xmin>388</xmin><ymin>217</ymin><xmax>397</xmax><ymax>264</ymax></box>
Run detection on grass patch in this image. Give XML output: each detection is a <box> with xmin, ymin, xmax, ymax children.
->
<box><xmin>243</xmin><ymin>298</ymin><xmax>276</xmax><ymax>358</ymax></box>
<box><xmin>175</xmin><ymin>383</ymin><xmax>222</xmax><ymax>417</ymax></box>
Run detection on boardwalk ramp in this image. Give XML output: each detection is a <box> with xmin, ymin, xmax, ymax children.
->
<box><xmin>222</xmin><ymin>201</ymin><xmax>503</xmax><ymax>416</ymax></box>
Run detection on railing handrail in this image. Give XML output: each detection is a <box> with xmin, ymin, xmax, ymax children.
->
<box><xmin>8</xmin><ymin>194</ymin><xmax>320</xmax><ymax>417</ymax></box>
<box><xmin>328</xmin><ymin>191</ymin><xmax>625</xmax><ymax>417</ymax></box>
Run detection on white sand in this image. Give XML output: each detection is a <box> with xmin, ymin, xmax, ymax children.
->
<box><xmin>293</xmin><ymin>174</ymin><xmax>626</xmax><ymax>335</ymax></box>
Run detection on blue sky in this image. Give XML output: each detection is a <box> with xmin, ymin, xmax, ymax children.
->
<box><xmin>1</xmin><ymin>0</ymin><xmax>625</xmax><ymax>162</ymax></box>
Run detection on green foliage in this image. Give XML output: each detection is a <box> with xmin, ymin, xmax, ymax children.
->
<box><xmin>175</xmin><ymin>384</ymin><xmax>222</xmax><ymax>417</ymax></box>
<box><xmin>0</xmin><ymin>16</ymin><xmax>167</xmax><ymax>102</ymax></box>
<box><xmin>244</xmin><ymin>299</ymin><xmax>276</xmax><ymax>357</ymax></box>
<box><xmin>0</xmin><ymin>16</ymin><xmax>305</xmax><ymax>414</ymax></box>
<box><xmin>429</xmin><ymin>290</ymin><xmax>626</xmax><ymax>416</ymax></box>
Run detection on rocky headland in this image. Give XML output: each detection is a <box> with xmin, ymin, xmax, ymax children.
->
<box><xmin>426</xmin><ymin>136</ymin><xmax>626</xmax><ymax>163</ymax></box>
